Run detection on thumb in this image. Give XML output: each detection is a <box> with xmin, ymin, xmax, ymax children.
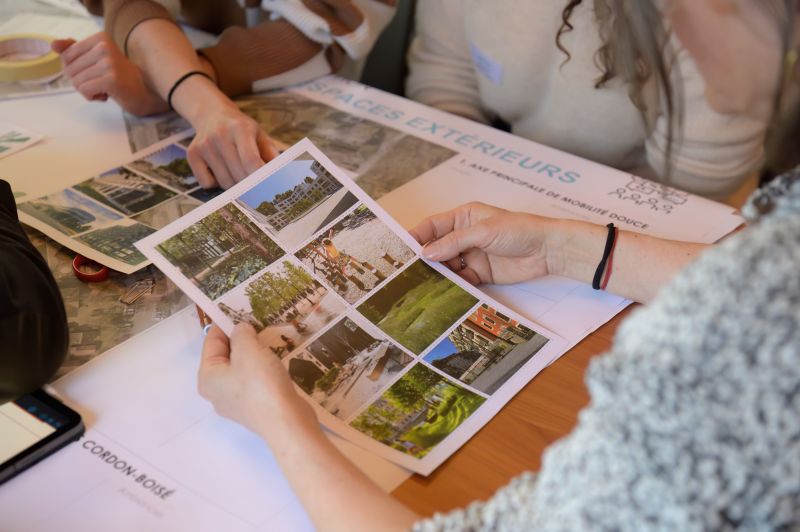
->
<box><xmin>229</xmin><ymin>322</ymin><xmax>262</xmax><ymax>363</ymax></box>
<box><xmin>422</xmin><ymin>223</ymin><xmax>492</xmax><ymax>262</ymax></box>
<box><xmin>51</xmin><ymin>38</ymin><xmax>76</xmax><ymax>54</ymax></box>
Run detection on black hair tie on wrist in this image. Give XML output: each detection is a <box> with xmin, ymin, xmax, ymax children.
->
<box><xmin>167</xmin><ymin>71</ymin><xmax>214</xmax><ymax>112</ymax></box>
<box><xmin>592</xmin><ymin>223</ymin><xmax>616</xmax><ymax>290</ymax></box>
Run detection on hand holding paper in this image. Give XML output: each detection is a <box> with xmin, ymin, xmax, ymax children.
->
<box><xmin>412</xmin><ymin>201</ymin><xmax>554</xmax><ymax>286</ymax></box>
<box><xmin>415</xmin><ymin>201</ymin><xmax>710</xmax><ymax>304</ymax></box>
<box><xmin>198</xmin><ymin>323</ymin><xmax>318</xmax><ymax>443</ymax></box>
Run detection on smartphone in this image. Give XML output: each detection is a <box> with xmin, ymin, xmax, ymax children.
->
<box><xmin>0</xmin><ymin>389</ymin><xmax>84</xmax><ymax>485</ymax></box>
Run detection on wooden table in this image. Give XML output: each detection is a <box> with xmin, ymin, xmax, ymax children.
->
<box><xmin>392</xmin><ymin>306</ymin><xmax>635</xmax><ymax>516</ymax></box>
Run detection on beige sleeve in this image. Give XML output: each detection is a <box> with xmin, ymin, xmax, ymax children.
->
<box><xmin>82</xmin><ymin>0</ymin><xmax>176</xmax><ymax>54</ymax></box>
<box><xmin>405</xmin><ymin>0</ymin><xmax>489</xmax><ymax>123</ymax></box>
<box><xmin>645</xmin><ymin>44</ymin><xmax>769</xmax><ymax>199</ymax></box>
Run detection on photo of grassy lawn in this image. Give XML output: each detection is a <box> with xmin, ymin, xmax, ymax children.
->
<box><xmin>350</xmin><ymin>363</ymin><xmax>485</xmax><ymax>458</ymax></box>
<box><xmin>357</xmin><ymin>260</ymin><xmax>478</xmax><ymax>354</ymax></box>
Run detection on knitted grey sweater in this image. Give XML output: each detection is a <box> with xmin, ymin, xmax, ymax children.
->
<box><xmin>415</xmin><ymin>169</ymin><xmax>800</xmax><ymax>531</ymax></box>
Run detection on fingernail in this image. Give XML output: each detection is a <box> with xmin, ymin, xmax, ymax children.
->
<box><xmin>422</xmin><ymin>243</ymin><xmax>441</xmax><ymax>260</ymax></box>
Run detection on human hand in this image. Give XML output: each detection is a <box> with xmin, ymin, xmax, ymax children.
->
<box><xmin>410</xmin><ymin>202</ymin><xmax>563</xmax><ymax>285</ymax></box>
<box><xmin>186</xmin><ymin>102</ymin><xmax>279</xmax><ymax>189</ymax></box>
<box><xmin>198</xmin><ymin>324</ymin><xmax>318</xmax><ymax>443</ymax></box>
<box><xmin>52</xmin><ymin>33</ymin><xmax>166</xmax><ymax>116</ymax></box>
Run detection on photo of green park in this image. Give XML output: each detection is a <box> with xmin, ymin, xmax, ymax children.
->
<box><xmin>155</xmin><ymin>203</ymin><xmax>284</xmax><ymax>300</ymax></box>
<box><xmin>357</xmin><ymin>260</ymin><xmax>478</xmax><ymax>354</ymax></box>
<box><xmin>350</xmin><ymin>363</ymin><xmax>485</xmax><ymax>458</ymax></box>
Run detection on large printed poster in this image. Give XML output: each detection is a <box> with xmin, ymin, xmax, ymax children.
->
<box><xmin>16</xmin><ymin>136</ymin><xmax>226</xmax><ymax>273</ymax></box>
<box><xmin>137</xmin><ymin>140</ymin><xmax>567</xmax><ymax>474</ymax></box>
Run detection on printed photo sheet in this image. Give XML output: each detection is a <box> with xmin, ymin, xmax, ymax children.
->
<box><xmin>137</xmin><ymin>139</ymin><xmax>567</xmax><ymax>475</ymax></box>
<box><xmin>16</xmin><ymin>135</ymin><xmax>222</xmax><ymax>274</ymax></box>
<box><xmin>0</xmin><ymin>122</ymin><xmax>42</xmax><ymax>160</ymax></box>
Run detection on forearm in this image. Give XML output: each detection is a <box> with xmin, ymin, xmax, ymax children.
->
<box><xmin>126</xmin><ymin>19</ymin><xmax>230</xmax><ymax>122</ymax></box>
<box><xmin>547</xmin><ymin>219</ymin><xmax>708</xmax><ymax>304</ymax></box>
<box><xmin>257</xmin><ymin>415</ymin><xmax>418</xmax><ymax>532</ymax></box>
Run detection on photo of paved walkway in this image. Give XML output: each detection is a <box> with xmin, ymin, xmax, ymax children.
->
<box><xmin>274</xmin><ymin>188</ymin><xmax>357</xmax><ymax>249</ymax></box>
<box><xmin>311</xmin><ymin>341</ymin><xmax>412</xmax><ymax>420</ymax></box>
<box><xmin>468</xmin><ymin>335</ymin><xmax>549</xmax><ymax>394</ymax></box>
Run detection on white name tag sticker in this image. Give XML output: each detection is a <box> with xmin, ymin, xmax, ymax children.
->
<box><xmin>469</xmin><ymin>41</ymin><xmax>503</xmax><ymax>85</ymax></box>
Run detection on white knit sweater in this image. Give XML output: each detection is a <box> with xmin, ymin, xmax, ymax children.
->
<box><xmin>406</xmin><ymin>0</ymin><xmax>770</xmax><ymax>199</ymax></box>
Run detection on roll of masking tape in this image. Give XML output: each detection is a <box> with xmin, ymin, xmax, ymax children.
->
<box><xmin>0</xmin><ymin>34</ymin><xmax>62</xmax><ymax>82</ymax></box>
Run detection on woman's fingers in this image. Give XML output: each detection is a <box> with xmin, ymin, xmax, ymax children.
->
<box><xmin>422</xmin><ymin>222</ymin><xmax>494</xmax><ymax>261</ymax></box>
<box><xmin>186</xmin><ymin>143</ymin><xmax>216</xmax><ymax>189</ymax></box>
<box><xmin>410</xmin><ymin>202</ymin><xmax>504</xmax><ymax>245</ymax></box>
<box><xmin>63</xmin><ymin>42</ymin><xmax>107</xmax><ymax>80</ymax></box>
<box><xmin>409</xmin><ymin>209</ymin><xmax>459</xmax><ymax>245</ymax></box>
<box><xmin>237</xmin><ymin>131</ymin><xmax>266</xmax><ymax>176</ymax></box>
<box><xmin>74</xmin><ymin>74</ymin><xmax>113</xmax><ymax>101</ymax></box>
<box><xmin>58</xmin><ymin>32</ymin><xmax>105</xmax><ymax>64</ymax></box>
<box><xmin>214</xmin><ymin>136</ymin><xmax>247</xmax><ymax>184</ymax></box>
<box><xmin>256</xmin><ymin>131</ymin><xmax>279</xmax><ymax>162</ymax></box>
<box><xmin>199</xmin><ymin>325</ymin><xmax>231</xmax><ymax>375</ymax></box>
<box><xmin>202</xmin><ymin>142</ymin><xmax>236</xmax><ymax>189</ymax></box>
<box><xmin>69</xmin><ymin>60</ymin><xmax>107</xmax><ymax>89</ymax></box>
<box><xmin>50</xmin><ymin>38</ymin><xmax>76</xmax><ymax>54</ymax></box>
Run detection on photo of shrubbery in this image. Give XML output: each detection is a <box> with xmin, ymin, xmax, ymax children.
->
<box><xmin>357</xmin><ymin>260</ymin><xmax>478</xmax><ymax>354</ymax></box>
<box><xmin>350</xmin><ymin>363</ymin><xmax>485</xmax><ymax>458</ymax></box>
<box><xmin>155</xmin><ymin>203</ymin><xmax>284</xmax><ymax>299</ymax></box>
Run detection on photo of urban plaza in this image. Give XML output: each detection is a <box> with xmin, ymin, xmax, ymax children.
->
<box><xmin>286</xmin><ymin>316</ymin><xmax>413</xmax><ymax>420</ymax></box>
<box><xmin>235</xmin><ymin>154</ymin><xmax>358</xmax><ymax>249</ymax></box>
<box><xmin>350</xmin><ymin>363</ymin><xmax>485</xmax><ymax>458</ymax></box>
<box><xmin>155</xmin><ymin>203</ymin><xmax>285</xmax><ymax>300</ymax></box>
<box><xmin>216</xmin><ymin>258</ymin><xmax>345</xmax><ymax>358</ymax></box>
<box><xmin>424</xmin><ymin>304</ymin><xmax>550</xmax><ymax>394</ymax></box>
<box><xmin>296</xmin><ymin>205</ymin><xmax>415</xmax><ymax>304</ymax></box>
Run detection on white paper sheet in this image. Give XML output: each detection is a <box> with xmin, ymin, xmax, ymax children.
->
<box><xmin>0</xmin><ymin>306</ymin><xmax>411</xmax><ymax>532</ymax></box>
<box><xmin>136</xmin><ymin>139</ymin><xmax>568</xmax><ymax>475</ymax></box>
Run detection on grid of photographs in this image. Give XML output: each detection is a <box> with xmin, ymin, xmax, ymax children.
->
<box><xmin>17</xmin><ymin>139</ymin><xmax>225</xmax><ymax>273</ymax></box>
<box><xmin>138</xmin><ymin>142</ymin><xmax>561</xmax><ymax>474</ymax></box>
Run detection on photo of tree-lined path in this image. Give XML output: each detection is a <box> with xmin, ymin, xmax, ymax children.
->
<box><xmin>357</xmin><ymin>260</ymin><xmax>478</xmax><ymax>354</ymax></box>
<box><xmin>216</xmin><ymin>259</ymin><xmax>345</xmax><ymax>358</ymax></box>
<box><xmin>350</xmin><ymin>363</ymin><xmax>485</xmax><ymax>458</ymax></box>
<box><xmin>156</xmin><ymin>203</ymin><xmax>284</xmax><ymax>299</ymax></box>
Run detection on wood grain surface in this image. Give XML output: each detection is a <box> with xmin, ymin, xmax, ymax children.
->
<box><xmin>392</xmin><ymin>306</ymin><xmax>636</xmax><ymax>516</ymax></box>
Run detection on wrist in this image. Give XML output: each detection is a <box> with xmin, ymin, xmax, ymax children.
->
<box><xmin>254</xmin><ymin>394</ymin><xmax>322</xmax><ymax>447</ymax></box>
<box><xmin>544</xmin><ymin>219</ymin><xmax>606</xmax><ymax>283</ymax></box>
<box><xmin>171</xmin><ymin>74</ymin><xmax>231</xmax><ymax>123</ymax></box>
